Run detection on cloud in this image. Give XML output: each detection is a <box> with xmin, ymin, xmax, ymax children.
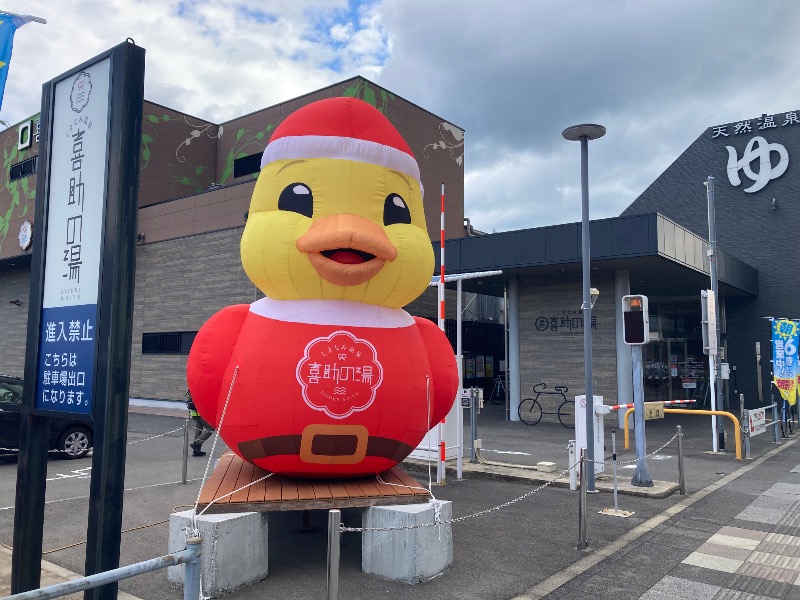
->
<box><xmin>3</xmin><ymin>0</ymin><xmax>799</xmax><ymax>233</ymax></box>
<box><xmin>376</xmin><ymin>0</ymin><xmax>800</xmax><ymax>229</ymax></box>
<box><xmin>2</xmin><ymin>0</ymin><xmax>388</xmax><ymax>124</ymax></box>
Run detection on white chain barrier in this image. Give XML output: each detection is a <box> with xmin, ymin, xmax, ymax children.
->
<box><xmin>126</xmin><ymin>426</ymin><xmax>185</xmax><ymax>446</ymax></box>
<box><xmin>339</xmin><ymin>432</ymin><xmax>682</xmax><ymax>534</ymax></box>
<box><xmin>591</xmin><ymin>432</ymin><xmax>679</xmax><ymax>468</ymax></box>
<box><xmin>0</xmin><ymin>425</ymin><xmax>187</xmax><ymax>454</ymax></box>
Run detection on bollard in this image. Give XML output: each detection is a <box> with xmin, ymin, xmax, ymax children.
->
<box><xmin>183</xmin><ymin>536</ymin><xmax>203</xmax><ymax>600</ymax></box>
<box><xmin>470</xmin><ymin>388</ymin><xmax>479</xmax><ymax>464</ymax></box>
<box><xmin>577</xmin><ymin>448</ymin><xmax>587</xmax><ymax>550</ymax></box>
<box><xmin>326</xmin><ymin>509</ymin><xmax>341</xmax><ymax>600</ymax></box>
<box><xmin>568</xmin><ymin>440</ymin><xmax>576</xmax><ymax>491</ymax></box>
<box><xmin>740</xmin><ymin>394</ymin><xmax>751</xmax><ymax>460</ymax></box>
<box><xmin>676</xmin><ymin>425</ymin><xmax>685</xmax><ymax>496</ymax></box>
<box><xmin>182</xmin><ymin>419</ymin><xmax>190</xmax><ymax>485</ymax></box>
<box><xmin>611</xmin><ymin>430</ymin><xmax>619</xmax><ymax>511</ymax></box>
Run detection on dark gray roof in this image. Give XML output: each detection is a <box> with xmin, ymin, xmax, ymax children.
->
<box><xmin>435</xmin><ymin>212</ymin><xmax>758</xmax><ymax>298</ymax></box>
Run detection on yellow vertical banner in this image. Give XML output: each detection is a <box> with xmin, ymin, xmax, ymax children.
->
<box><xmin>772</xmin><ymin>319</ymin><xmax>798</xmax><ymax>405</ymax></box>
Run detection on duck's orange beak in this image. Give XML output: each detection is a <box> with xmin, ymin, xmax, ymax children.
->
<box><xmin>296</xmin><ymin>214</ymin><xmax>397</xmax><ymax>287</ymax></box>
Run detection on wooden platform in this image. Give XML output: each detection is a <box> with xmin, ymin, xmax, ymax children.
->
<box><xmin>197</xmin><ymin>453</ymin><xmax>432</xmax><ymax>513</ymax></box>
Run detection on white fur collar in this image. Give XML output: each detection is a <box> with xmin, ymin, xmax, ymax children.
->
<box><xmin>249</xmin><ymin>297</ymin><xmax>414</xmax><ymax>328</ymax></box>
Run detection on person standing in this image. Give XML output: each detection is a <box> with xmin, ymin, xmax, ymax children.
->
<box><xmin>185</xmin><ymin>389</ymin><xmax>214</xmax><ymax>456</ymax></box>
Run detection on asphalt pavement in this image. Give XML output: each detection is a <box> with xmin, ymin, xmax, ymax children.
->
<box><xmin>0</xmin><ymin>398</ymin><xmax>798</xmax><ymax>599</ymax></box>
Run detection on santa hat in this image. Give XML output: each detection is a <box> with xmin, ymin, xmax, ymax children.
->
<box><xmin>260</xmin><ymin>97</ymin><xmax>421</xmax><ymax>190</ymax></box>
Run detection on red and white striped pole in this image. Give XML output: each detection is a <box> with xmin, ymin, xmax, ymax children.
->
<box><xmin>607</xmin><ymin>399</ymin><xmax>696</xmax><ymax>411</ymax></box>
<box><xmin>438</xmin><ymin>182</ymin><xmax>446</xmax><ymax>485</ymax></box>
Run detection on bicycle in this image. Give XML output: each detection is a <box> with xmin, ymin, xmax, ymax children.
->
<box><xmin>487</xmin><ymin>375</ymin><xmax>505</xmax><ymax>405</ymax></box>
<box><xmin>518</xmin><ymin>383</ymin><xmax>573</xmax><ymax>428</ymax></box>
<box><xmin>779</xmin><ymin>397</ymin><xmax>796</xmax><ymax>438</ymax></box>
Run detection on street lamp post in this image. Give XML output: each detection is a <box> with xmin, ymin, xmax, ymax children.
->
<box><xmin>562</xmin><ymin>123</ymin><xmax>606</xmax><ymax>492</ymax></box>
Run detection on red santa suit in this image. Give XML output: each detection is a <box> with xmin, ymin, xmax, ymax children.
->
<box><xmin>187</xmin><ymin>297</ymin><xmax>458</xmax><ymax>478</ymax></box>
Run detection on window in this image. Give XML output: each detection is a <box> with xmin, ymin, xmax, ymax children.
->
<box><xmin>0</xmin><ymin>380</ymin><xmax>23</xmax><ymax>404</ymax></box>
<box><xmin>142</xmin><ymin>332</ymin><xmax>197</xmax><ymax>354</ymax></box>
<box><xmin>233</xmin><ymin>152</ymin><xmax>262</xmax><ymax>179</ymax></box>
<box><xmin>10</xmin><ymin>156</ymin><xmax>37</xmax><ymax>182</ymax></box>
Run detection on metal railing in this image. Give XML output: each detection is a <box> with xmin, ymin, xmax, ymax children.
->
<box><xmin>2</xmin><ymin>538</ymin><xmax>202</xmax><ymax>600</ymax></box>
<box><xmin>622</xmin><ymin>406</ymin><xmax>742</xmax><ymax>459</ymax></box>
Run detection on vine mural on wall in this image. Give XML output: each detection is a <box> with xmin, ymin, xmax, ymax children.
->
<box><xmin>168</xmin><ymin>117</ymin><xmax>223</xmax><ymax>194</ymax></box>
<box><xmin>0</xmin><ymin>136</ymin><xmax>36</xmax><ymax>254</ymax></box>
<box><xmin>141</xmin><ymin>112</ymin><xmax>221</xmax><ymax>197</ymax></box>
<box><xmin>424</xmin><ymin>122</ymin><xmax>464</xmax><ymax>167</ymax></box>
<box><xmin>341</xmin><ymin>78</ymin><xmax>394</xmax><ymax>115</ymax></box>
<box><xmin>217</xmin><ymin>121</ymin><xmax>278</xmax><ymax>186</ymax></box>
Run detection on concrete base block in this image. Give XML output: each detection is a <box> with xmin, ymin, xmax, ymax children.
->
<box><xmin>537</xmin><ymin>461</ymin><xmax>557</xmax><ymax>472</ymax></box>
<box><xmin>362</xmin><ymin>501</ymin><xmax>452</xmax><ymax>584</ymax></box>
<box><xmin>168</xmin><ymin>509</ymin><xmax>268</xmax><ymax>597</ymax></box>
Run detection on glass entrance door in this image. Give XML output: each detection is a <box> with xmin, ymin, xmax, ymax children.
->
<box><xmin>644</xmin><ymin>338</ymin><xmax>708</xmax><ymax>403</ymax></box>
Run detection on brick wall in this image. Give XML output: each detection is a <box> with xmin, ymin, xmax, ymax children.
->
<box><xmin>129</xmin><ymin>227</ymin><xmax>253</xmax><ymax>400</ymax></box>
<box><xmin>517</xmin><ymin>271</ymin><xmax>618</xmax><ymax>403</ymax></box>
<box><xmin>0</xmin><ymin>269</ymin><xmax>31</xmax><ymax>377</ymax></box>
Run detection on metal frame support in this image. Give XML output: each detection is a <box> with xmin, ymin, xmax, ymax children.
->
<box><xmin>470</xmin><ymin>389</ymin><xmax>479</xmax><ymax>464</ymax></box>
<box><xmin>772</xmin><ymin>403</ymin><xmax>780</xmax><ymax>443</ymax></box>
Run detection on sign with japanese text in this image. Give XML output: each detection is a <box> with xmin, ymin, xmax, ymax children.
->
<box><xmin>17</xmin><ymin>116</ymin><xmax>40</xmax><ymax>150</ymax></box>
<box><xmin>534</xmin><ymin>311</ymin><xmax>597</xmax><ymax>335</ymax></box>
<box><xmin>644</xmin><ymin>401</ymin><xmax>664</xmax><ymax>420</ymax></box>
<box><xmin>574</xmin><ymin>394</ymin><xmax>605</xmax><ymax>474</ymax></box>
<box><xmin>771</xmin><ymin>319</ymin><xmax>798</xmax><ymax>406</ymax></box>
<box><xmin>747</xmin><ymin>407</ymin><xmax>766</xmax><ymax>437</ymax></box>
<box><xmin>711</xmin><ymin>111</ymin><xmax>797</xmax><ymax>194</ymax></box>
<box><xmin>296</xmin><ymin>330</ymin><xmax>383</xmax><ymax>419</ymax></box>
<box><xmin>35</xmin><ymin>58</ymin><xmax>111</xmax><ymax>415</ymax></box>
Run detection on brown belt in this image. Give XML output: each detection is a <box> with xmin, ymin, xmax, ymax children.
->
<box><xmin>239</xmin><ymin>423</ymin><xmax>413</xmax><ymax>466</ymax></box>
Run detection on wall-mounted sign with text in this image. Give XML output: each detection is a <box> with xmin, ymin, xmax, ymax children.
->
<box><xmin>17</xmin><ymin>115</ymin><xmax>41</xmax><ymax>151</ymax></box>
<box><xmin>534</xmin><ymin>310</ymin><xmax>597</xmax><ymax>336</ymax></box>
<box><xmin>710</xmin><ymin>111</ymin><xmax>796</xmax><ymax>194</ymax></box>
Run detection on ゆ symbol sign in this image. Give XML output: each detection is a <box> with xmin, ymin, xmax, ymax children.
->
<box><xmin>726</xmin><ymin>136</ymin><xmax>788</xmax><ymax>193</ymax></box>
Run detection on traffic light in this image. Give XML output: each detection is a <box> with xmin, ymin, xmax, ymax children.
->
<box><xmin>622</xmin><ymin>295</ymin><xmax>649</xmax><ymax>345</ymax></box>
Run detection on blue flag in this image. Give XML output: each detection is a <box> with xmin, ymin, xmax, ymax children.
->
<box><xmin>0</xmin><ymin>14</ymin><xmax>33</xmax><ymax>114</ymax></box>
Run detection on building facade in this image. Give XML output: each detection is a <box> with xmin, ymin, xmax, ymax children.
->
<box><xmin>623</xmin><ymin>109</ymin><xmax>799</xmax><ymax>407</ymax></box>
<box><xmin>3</xmin><ymin>76</ymin><xmax>792</xmax><ymax>413</ymax></box>
<box><xmin>0</xmin><ymin>77</ymin><xmax>466</xmax><ymax>400</ymax></box>
<box><xmin>442</xmin><ymin>109</ymin><xmax>795</xmax><ymax>413</ymax></box>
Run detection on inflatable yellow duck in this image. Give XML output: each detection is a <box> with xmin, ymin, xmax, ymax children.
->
<box><xmin>187</xmin><ymin>97</ymin><xmax>458</xmax><ymax>478</ymax></box>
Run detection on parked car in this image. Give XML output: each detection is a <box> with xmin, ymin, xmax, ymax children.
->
<box><xmin>0</xmin><ymin>375</ymin><xmax>93</xmax><ymax>459</ymax></box>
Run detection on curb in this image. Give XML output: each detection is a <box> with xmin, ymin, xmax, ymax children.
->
<box><xmin>401</xmin><ymin>458</ymin><xmax>679</xmax><ymax>499</ymax></box>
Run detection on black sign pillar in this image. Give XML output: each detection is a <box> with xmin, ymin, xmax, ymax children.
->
<box><xmin>11</xmin><ymin>41</ymin><xmax>144</xmax><ymax>597</ymax></box>
<box><xmin>83</xmin><ymin>41</ymin><xmax>145</xmax><ymax>600</ymax></box>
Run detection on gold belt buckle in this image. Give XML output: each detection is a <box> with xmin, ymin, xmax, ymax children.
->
<box><xmin>299</xmin><ymin>423</ymin><xmax>369</xmax><ymax>465</ymax></box>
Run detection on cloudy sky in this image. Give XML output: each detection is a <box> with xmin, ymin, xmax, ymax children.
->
<box><xmin>3</xmin><ymin>0</ymin><xmax>799</xmax><ymax>233</ymax></box>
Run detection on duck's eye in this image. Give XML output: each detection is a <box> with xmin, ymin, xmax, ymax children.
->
<box><xmin>278</xmin><ymin>183</ymin><xmax>313</xmax><ymax>218</ymax></box>
<box><xmin>383</xmin><ymin>193</ymin><xmax>411</xmax><ymax>225</ymax></box>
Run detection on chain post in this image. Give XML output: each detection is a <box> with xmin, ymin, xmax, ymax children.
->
<box><xmin>182</xmin><ymin>419</ymin><xmax>190</xmax><ymax>485</ymax></box>
<box><xmin>677</xmin><ymin>425</ymin><xmax>685</xmax><ymax>496</ymax></box>
<box><xmin>326</xmin><ymin>509</ymin><xmax>341</xmax><ymax>600</ymax></box>
<box><xmin>577</xmin><ymin>448</ymin><xmax>588</xmax><ymax>550</ymax></box>
<box><xmin>611</xmin><ymin>429</ymin><xmax>619</xmax><ymax>510</ymax></box>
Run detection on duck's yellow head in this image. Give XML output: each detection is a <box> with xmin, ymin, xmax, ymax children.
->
<box><xmin>241</xmin><ymin>98</ymin><xmax>434</xmax><ymax>308</ymax></box>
